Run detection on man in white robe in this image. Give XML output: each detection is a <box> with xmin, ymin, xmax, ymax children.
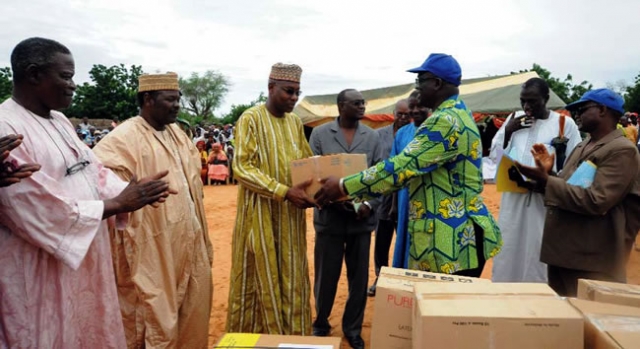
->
<box><xmin>490</xmin><ymin>78</ymin><xmax>581</xmax><ymax>282</ymax></box>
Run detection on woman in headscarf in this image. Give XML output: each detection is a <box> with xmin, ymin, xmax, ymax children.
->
<box><xmin>196</xmin><ymin>140</ymin><xmax>208</xmax><ymax>184</ymax></box>
<box><xmin>207</xmin><ymin>142</ymin><xmax>228</xmax><ymax>185</ymax></box>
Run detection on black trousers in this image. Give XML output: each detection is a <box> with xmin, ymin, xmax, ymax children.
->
<box><xmin>453</xmin><ymin>223</ymin><xmax>486</xmax><ymax>278</ymax></box>
<box><xmin>313</xmin><ymin>231</ymin><xmax>371</xmax><ymax>337</ymax></box>
<box><xmin>547</xmin><ymin>265</ymin><xmax>624</xmax><ymax>297</ymax></box>
<box><xmin>373</xmin><ymin>219</ymin><xmax>395</xmax><ymax>276</ymax></box>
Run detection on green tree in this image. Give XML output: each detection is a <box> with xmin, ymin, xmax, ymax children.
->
<box><xmin>179</xmin><ymin>71</ymin><xmax>230</xmax><ymax>123</ymax></box>
<box><xmin>219</xmin><ymin>92</ymin><xmax>267</xmax><ymax>125</ymax></box>
<box><xmin>0</xmin><ymin>67</ymin><xmax>12</xmax><ymax>101</ymax></box>
<box><xmin>512</xmin><ymin>63</ymin><xmax>592</xmax><ymax>103</ymax></box>
<box><xmin>65</xmin><ymin>64</ymin><xmax>143</xmax><ymax>120</ymax></box>
<box><xmin>625</xmin><ymin>72</ymin><xmax>640</xmax><ymax>113</ymax></box>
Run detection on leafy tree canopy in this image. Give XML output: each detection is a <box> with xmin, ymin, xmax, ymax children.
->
<box><xmin>64</xmin><ymin>64</ymin><xmax>143</xmax><ymax>121</ymax></box>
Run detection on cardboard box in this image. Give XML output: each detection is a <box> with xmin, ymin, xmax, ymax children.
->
<box><xmin>214</xmin><ymin>333</ymin><xmax>341</xmax><ymax>348</ymax></box>
<box><xmin>412</xmin><ymin>283</ymin><xmax>584</xmax><ymax>349</ymax></box>
<box><xmin>370</xmin><ymin>267</ymin><xmax>489</xmax><ymax>349</ymax></box>
<box><xmin>569</xmin><ymin>298</ymin><xmax>640</xmax><ymax>349</ymax></box>
<box><xmin>577</xmin><ymin>279</ymin><xmax>640</xmax><ymax>308</ymax></box>
<box><xmin>290</xmin><ymin>154</ymin><xmax>367</xmax><ymax>200</ymax></box>
<box><xmin>378</xmin><ymin>266</ymin><xmax>492</xmax><ymax>283</ymax></box>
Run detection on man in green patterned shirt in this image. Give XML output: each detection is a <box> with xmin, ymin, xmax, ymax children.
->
<box><xmin>315</xmin><ymin>54</ymin><xmax>502</xmax><ymax>277</ymax></box>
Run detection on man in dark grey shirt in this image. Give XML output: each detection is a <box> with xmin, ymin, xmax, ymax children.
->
<box><xmin>309</xmin><ymin>89</ymin><xmax>383</xmax><ymax>349</ymax></box>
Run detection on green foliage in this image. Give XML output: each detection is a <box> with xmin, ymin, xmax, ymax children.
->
<box><xmin>512</xmin><ymin>63</ymin><xmax>593</xmax><ymax>103</ymax></box>
<box><xmin>625</xmin><ymin>72</ymin><xmax>640</xmax><ymax>113</ymax></box>
<box><xmin>179</xmin><ymin>71</ymin><xmax>230</xmax><ymax>123</ymax></box>
<box><xmin>0</xmin><ymin>67</ymin><xmax>12</xmax><ymax>101</ymax></box>
<box><xmin>64</xmin><ymin>64</ymin><xmax>143</xmax><ymax>120</ymax></box>
<box><xmin>218</xmin><ymin>92</ymin><xmax>267</xmax><ymax>125</ymax></box>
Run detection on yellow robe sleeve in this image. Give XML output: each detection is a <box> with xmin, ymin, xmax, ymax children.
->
<box><xmin>232</xmin><ymin>111</ymin><xmax>290</xmax><ymax>201</ymax></box>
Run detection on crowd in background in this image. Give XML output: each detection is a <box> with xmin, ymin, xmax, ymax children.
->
<box><xmin>192</xmin><ymin>123</ymin><xmax>236</xmax><ymax>185</ymax></box>
<box><xmin>620</xmin><ymin>111</ymin><xmax>640</xmax><ymax>147</ymax></box>
<box><xmin>74</xmin><ymin>115</ymin><xmax>238</xmax><ymax>186</ymax></box>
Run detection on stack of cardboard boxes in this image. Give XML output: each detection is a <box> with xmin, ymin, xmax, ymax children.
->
<box><xmin>412</xmin><ymin>282</ymin><xmax>583</xmax><ymax>349</ymax></box>
<box><xmin>577</xmin><ymin>279</ymin><xmax>640</xmax><ymax>308</ymax></box>
<box><xmin>370</xmin><ymin>267</ymin><xmax>490</xmax><ymax>349</ymax></box>
<box><xmin>371</xmin><ymin>267</ymin><xmax>640</xmax><ymax>349</ymax></box>
<box><xmin>212</xmin><ymin>272</ymin><xmax>640</xmax><ymax>348</ymax></box>
<box><xmin>570</xmin><ymin>279</ymin><xmax>640</xmax><ymax>348</ymax></box>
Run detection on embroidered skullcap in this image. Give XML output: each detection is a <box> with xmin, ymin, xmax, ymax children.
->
<box><xmin>269</xmin><ymin>63</ymin><xmax>302</xmax><ymax>83</ymax></box>
<box><xmin>138</xmin><ymin>72</ymin><xmax>180</xmax><ymax>93</ymax></box>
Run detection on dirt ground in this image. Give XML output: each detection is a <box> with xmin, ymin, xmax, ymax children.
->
<box><xmin>205</xmin><ymin>184</ymin><xmax>640</xmax><ymax>348</ymax></box>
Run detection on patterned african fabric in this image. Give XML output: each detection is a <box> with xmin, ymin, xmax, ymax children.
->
<box><xmin>0</xmin><ymin>99</ymin><xmax>128</xmax><ymax>348</ymax></box>
<box><xmin>343</xmin><ymin>96</ymin><xmax>502</xmax><ymax>273</ymax></box>
<box><xmin>93</xmin><ymin>117</ymin><xmax>213</xmax><ymax>348</ymax></box>
<box><xmin>226</xmin><ymin>104</ymin><xmax>313</xmax><ymax>335</ymax></box>
<box><xmin>390</xmin><ymin>123</ymin><xmax>417</xmax><ymax>269</ymax></box>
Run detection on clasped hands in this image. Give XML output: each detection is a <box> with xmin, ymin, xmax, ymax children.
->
<box><xmin>514</xmin><ymin>143</ymin><xmax>555</xmax><ymax>187</ymax></box>
<box><xmin>1</xmin><ymin>134</ymin><xmax>41</xmax><ymax>187</ymax></box>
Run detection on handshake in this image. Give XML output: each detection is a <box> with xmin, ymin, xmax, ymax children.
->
<box><xmin>285</xmin><ymin>176</ymin><xmax>371</xmax><ymax>220</ymax></box>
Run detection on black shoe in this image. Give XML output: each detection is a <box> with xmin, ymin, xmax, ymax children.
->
<box><xmin>368</xmin><ymin>276</ymin><xmax>378</xmax><ymax>297</ymax></box>
<box><xmin>312</xmin><ymin>328</ymin><xmax>330</xmax><ymax>337</ymax></box>
<box><xmin>367</xmin><ymin>284</ymin><xmax>376</xmax><ymax>297</ymax></box>
<box><xmin>346</xmin><ymin>335</ymin><xmax>365</xmax><ymax>349</ymax></box>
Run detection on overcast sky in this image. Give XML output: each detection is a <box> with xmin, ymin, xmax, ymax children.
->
<box><xmin>2</xmin><ymin>0</ymin><xmax>639</xmax><ymax>115</ymax></box>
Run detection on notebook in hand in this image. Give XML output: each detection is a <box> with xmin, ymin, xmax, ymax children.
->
<box><xmin>566</xmin><ymin>160</ymin><xmax>597</xmax><ymax>188</ymax></box>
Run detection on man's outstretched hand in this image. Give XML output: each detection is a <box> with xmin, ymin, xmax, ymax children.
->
<box><xmin>285</xmin><ymin>178</ymin><xmax>317</xmax><ymax>209</ymax></box>
<box><xmin>314</xmin><ymin>176</ymin><xmax>344</xmax><ymax>207</ymax></box>
<box><xmin>104</xmin><ymin>170</ymin><xmax>177</xmax><ymax>218</ymax></box>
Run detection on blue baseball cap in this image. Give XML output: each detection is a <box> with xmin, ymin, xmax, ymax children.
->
<box><xmin>565</xmin><ymin>88</ymin><xmax>625</xmax><ymax>114</ymax></box>
<box><xmin>407</xmin><ymin>53</ymin><xmax>462</xmax><ymax>86</ymax></box>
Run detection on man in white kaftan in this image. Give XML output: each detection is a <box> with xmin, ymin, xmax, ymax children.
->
<box><xmin>490</xmin><ymin>78</ymin><xmax>581</xmax><ymax>282</ymax></box>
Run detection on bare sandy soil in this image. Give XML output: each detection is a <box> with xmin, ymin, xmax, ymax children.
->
<box><xmin>205</xmin><ymin>184</ymin><xmax>640</xmax><ymax>348</ymax></box>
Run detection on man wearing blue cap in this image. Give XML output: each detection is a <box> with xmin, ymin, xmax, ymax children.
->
<box><xmin>315</xmin><ymin>54</ymin><xmax>502</xmax><ymax>276</ymax></box>
<box><xmin>517</xmin><ymin>88</ymin><xmax>640</xmax><ymax>296</ymax></box>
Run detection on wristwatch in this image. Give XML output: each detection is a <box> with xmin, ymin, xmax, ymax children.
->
<box><xmin>338</xmin><ymin>178</ymin><xmax>348</xmax><ymax>196</ymax></box>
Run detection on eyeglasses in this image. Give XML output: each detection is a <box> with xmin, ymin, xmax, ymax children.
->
<box><xmin>342</xmin><ymin>100</ymin><xmax>367</xmax><ymax>107</ymax></box>
<box><xmin>415</xmin><ymin>76</ymin><xmax>441</xmax><ymax>88</ymax></box>
<box><xmin>66</xmin><ymin>160</ymin><xmax>90</xmax><ymax>176</ymax></box>
<box><xmin>396</xmin><ymin>112</ymin><xmax>411</xmax><ymax>118</ymax></box>
<box><xmin>574</xmin><ymin>104</ymin><xmax>601</xmax><ymax>116</ymax></box>
<box><xmin>279</xmin><ymin>86</ymin><xmax>302</xmax><ymax>96</ymax></box>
